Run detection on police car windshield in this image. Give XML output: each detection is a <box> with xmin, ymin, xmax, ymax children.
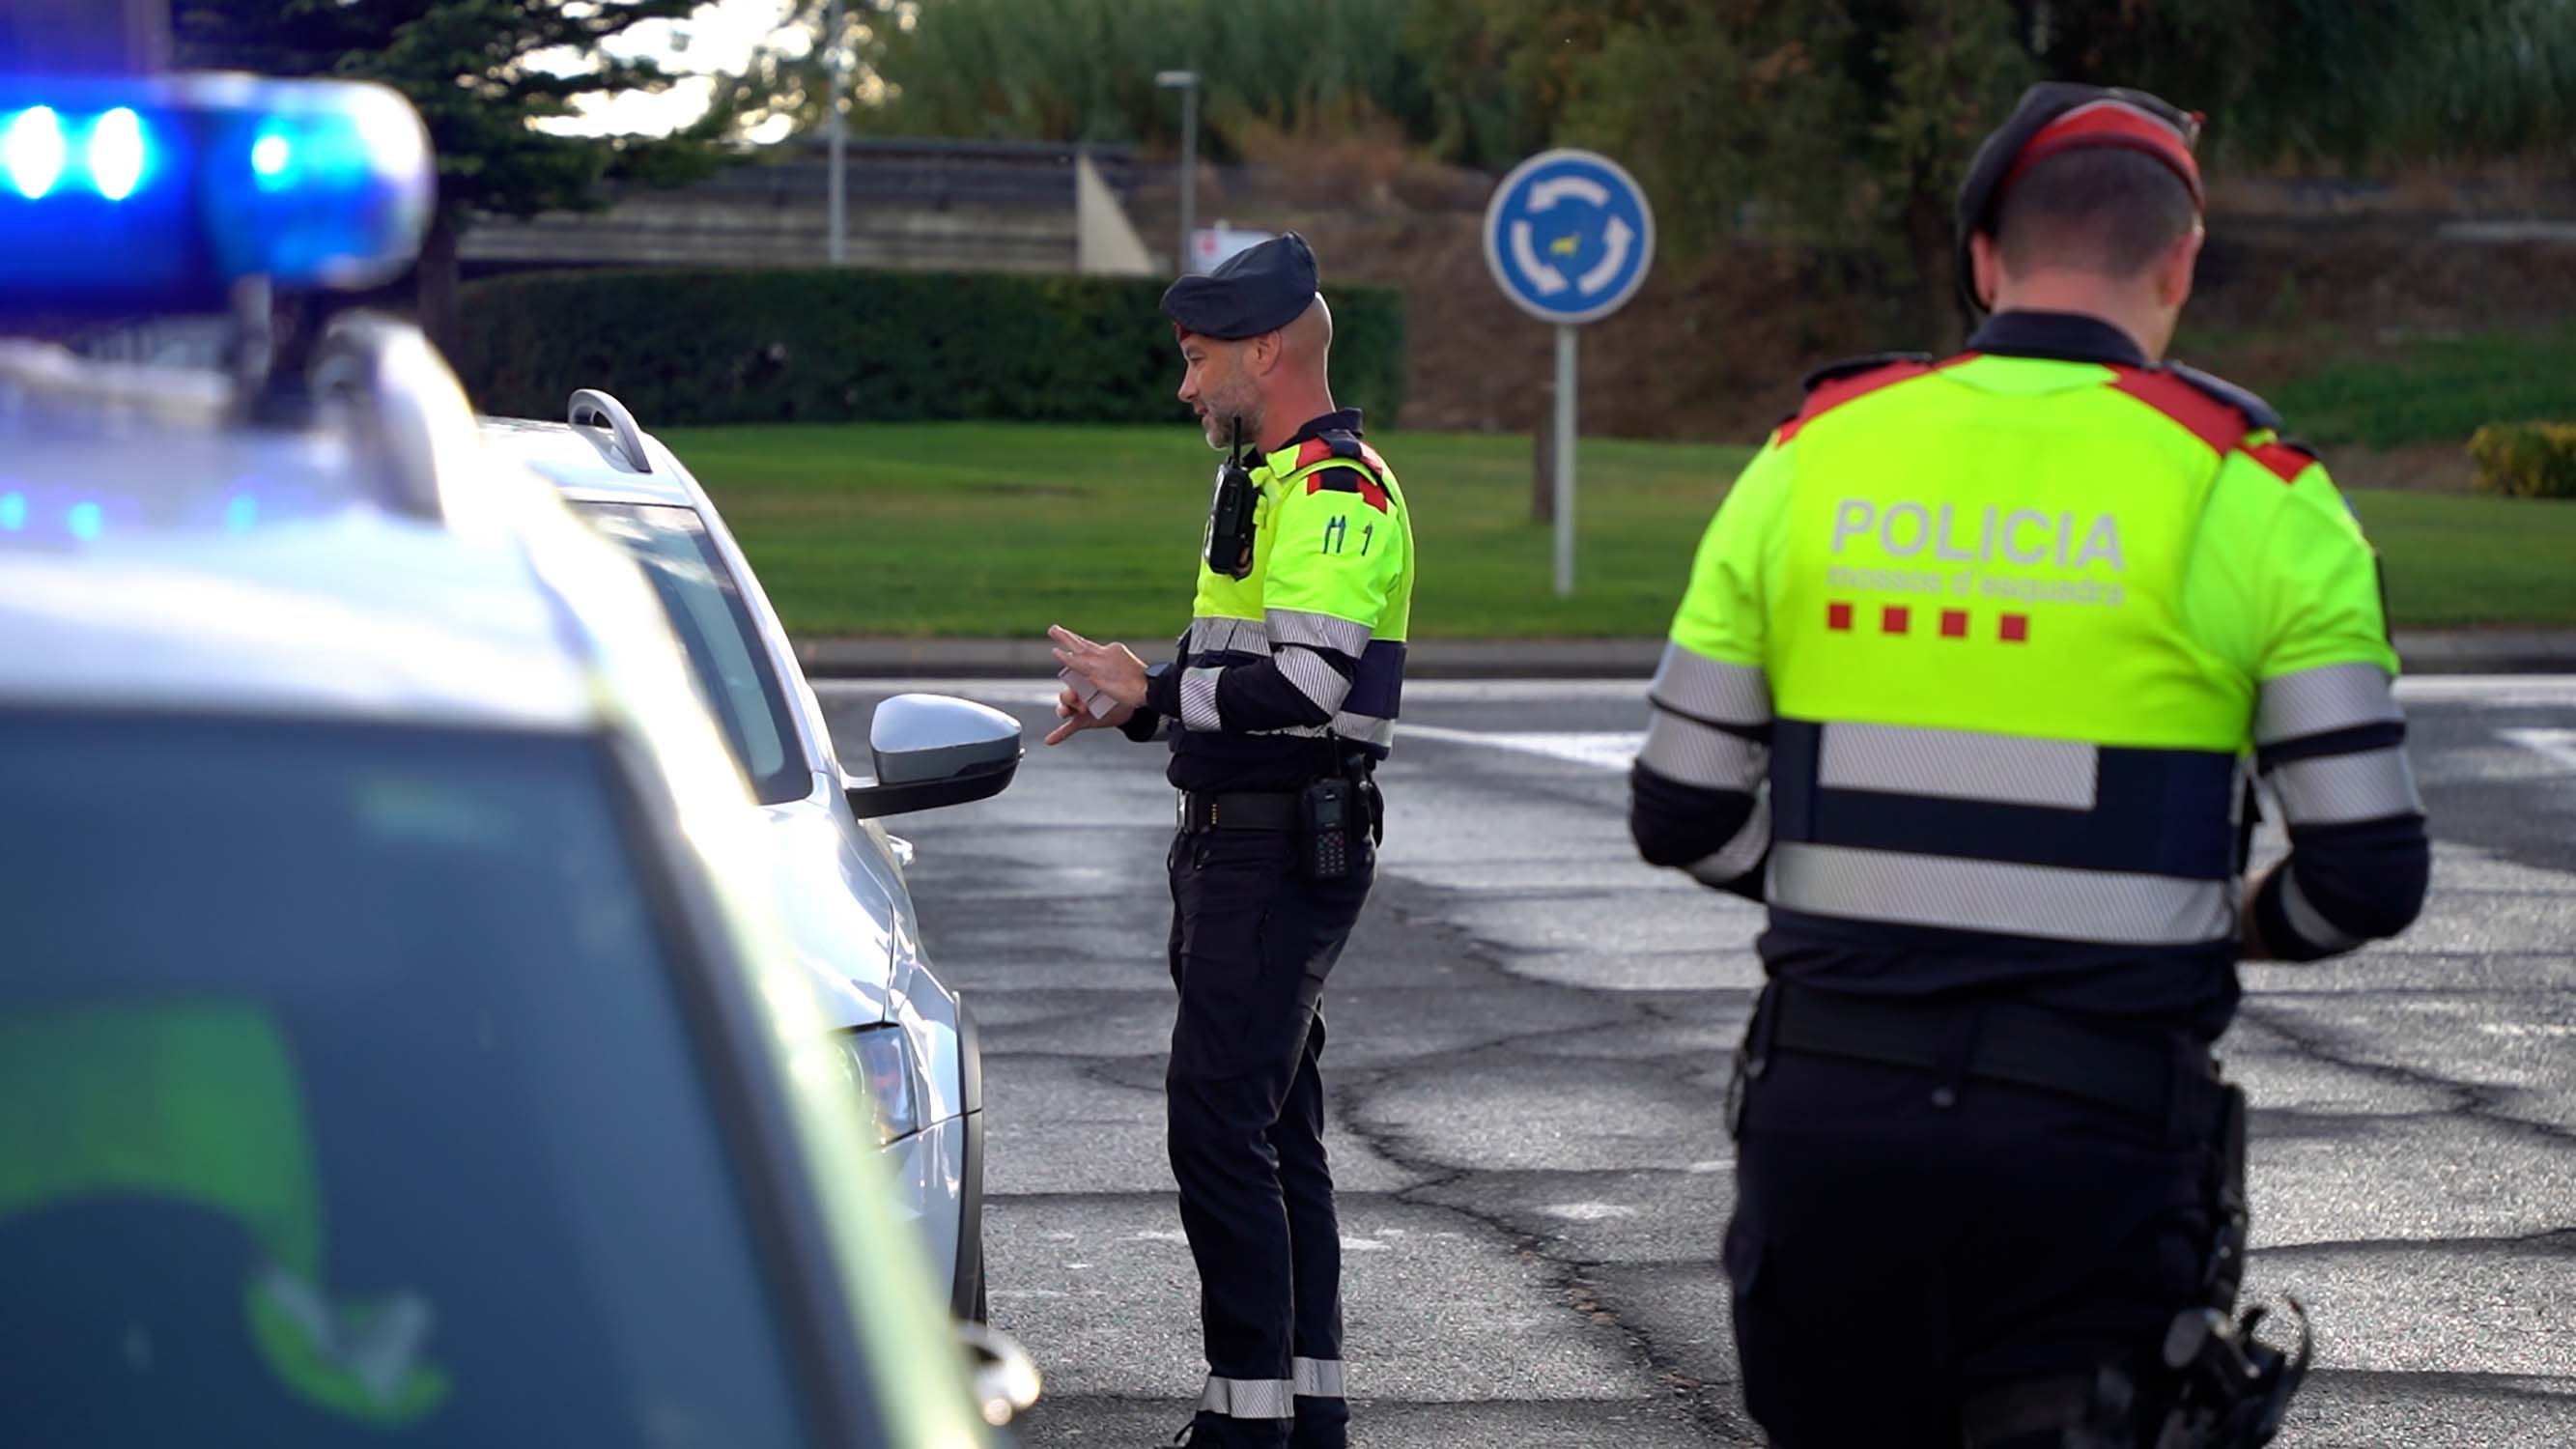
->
<box><xmin>575</xmin><ymin>501</ymin><xmax>807</xmax><ymax>807</ymax></box>
<box><xmin>0</xmin><ymin>714</ymin><xmax>808</xmax><ymax>1444</ymax></box>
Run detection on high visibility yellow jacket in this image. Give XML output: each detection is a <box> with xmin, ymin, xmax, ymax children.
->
<box><xmin>1136</xmin><ymin>408</ymin><xmax>1416</xmax><ymax>792</ymax></box>
<box><xmin>1628</xmin><ymin>310</ymin><xmax>2428</xmax><ymax>1034</ymax></box>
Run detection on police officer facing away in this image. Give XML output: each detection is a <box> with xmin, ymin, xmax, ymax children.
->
<box><xmin>1629</xmin><ymin>86</ymin><xmax>2428</xmax><ymax>1447</ymax></box>
<box><xmin>1048</xmin><ymin>233</ymin><xmax>1415</xmax><ymax>1449</ymax></box>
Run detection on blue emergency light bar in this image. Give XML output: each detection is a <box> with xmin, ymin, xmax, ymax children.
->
<box><xmin>0</xmin><ymin>73</ymin><xmax>433</xmax><ymax>313</ymax></box>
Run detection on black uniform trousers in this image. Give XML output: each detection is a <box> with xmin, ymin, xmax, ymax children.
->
<box><xmin>1726</xmin><ymin>991</ymin><xmax>2221</xmax><ymax>1449</ymax></box>
<box><xmin>1166</xmin><ymin>824</ymin><xmax>1373</xmax><ymax>1449</ymax></box>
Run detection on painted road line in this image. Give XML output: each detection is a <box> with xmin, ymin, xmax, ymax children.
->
<box><xmin>1398</xmin><ymin>724</ymin><xmax>1643</xmax><ymax>771</ymax></box>
<box><xmin>2499</xmin><ymin>727</ymin><xmax>2576</xmax><ymax>773</ymax></box>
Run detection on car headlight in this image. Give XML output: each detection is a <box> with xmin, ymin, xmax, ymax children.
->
<box><xmin>843</xmin><ymin>1024</ymin><xmax>920</xmax><ymax>1146</ymax></box>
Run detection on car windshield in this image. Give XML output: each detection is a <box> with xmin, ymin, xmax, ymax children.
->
<box><xmin>0</xmin><ymin>713</ymin><xmax>812</xmax><ymax>1445</ymax></box>
<box><xmin>577</xmin><ymin>501</ymin><xmax>808</xmax><ymax>807</ymax></box>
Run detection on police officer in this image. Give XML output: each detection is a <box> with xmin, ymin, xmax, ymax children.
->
<box><xmin>1628</xmin><ymin>85</ymin><xmax>2429</xmax><ymax>1447</ymax></box>
<box><xmin>1047</xmin><ymin>232</ymin><xmax>1414</xmax><ymax>1449</ymax></box>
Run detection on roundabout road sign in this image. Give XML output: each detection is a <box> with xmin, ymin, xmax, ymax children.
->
<box><xmin>1482</xmin><ymin>148</ymin><xmax>1656</xmax><ymax>326</ymax></box>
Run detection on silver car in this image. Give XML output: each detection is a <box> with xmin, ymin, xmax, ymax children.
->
<box><xmin>481</xmin><ymin>391</ymin><xmax>1001</xmax><ymax>1321</ymax></box>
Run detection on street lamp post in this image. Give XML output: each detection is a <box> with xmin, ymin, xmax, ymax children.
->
<box><xmin>826</xmin><ymin>0</ymin><xmax>847</xmax><ymax>264</ymax></box>
<box><xmin>1154</xmin><ymin>69</ymin><xmax>1199</xmax><ymax>273</ymax></box>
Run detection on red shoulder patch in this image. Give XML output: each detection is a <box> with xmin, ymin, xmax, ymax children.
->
<box><xmin>2110</xmin><ymin>368</ymin><xmax>2321</xmax><ymax>483</ymax></box>
<box><xmin>1306</xmin><ymin>469</ymin><xmax>1390</xmax><ymax>513</ymax></box>
<box><xmin>2107</xmin><ymin>368</ymin><xmax>2242</xmax><ymax>456</ymax></box>
<box><xmin>1294</xmin><ymin>438</ymin><xmax>1333</xmax><ymax>469</ymax></box>
<box><xmin>1772</xmin><ymin>356</ymin><xmax>1960</xmax><ymax>445</ymax></box>
<box><xmin>2246</xmin><ymin>440</ymin><xmax>2316</xmax><ymax>484</ymax></box>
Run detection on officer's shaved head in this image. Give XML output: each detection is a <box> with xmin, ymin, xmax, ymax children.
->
<box><xmin>1283</xmin><ymin>294</ymin><xmax>1334</xmax><ymax>364</ymax></box>
<box><xmin>1995</xmin><ymin>149</ymin><xmax>2198</xmax><ymax>280</ymax></box>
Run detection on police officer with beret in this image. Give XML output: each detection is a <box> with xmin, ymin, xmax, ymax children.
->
<box><xmin>1628</xmin><ymin>86</ymin><xmax>2428</xmax><ymax>1447</ymax></box>
<box><xmin>1048</xmin><ymin>232</ymin><xmax>1415</xmax><ymax>1449</ymax></box>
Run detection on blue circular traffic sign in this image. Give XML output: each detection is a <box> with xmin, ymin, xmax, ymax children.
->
<box><xmin>1482</xmin><ymin>149</ymin><xmax>1656</xmax><ymax>326</ymax></box>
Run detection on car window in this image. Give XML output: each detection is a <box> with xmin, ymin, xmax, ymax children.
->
<box><xmin>576</xmin><ymin>501</ymin><xmax>808</xmax><ymax>806</ymax></box>
<box><xmin>0</xmin><ymin>714</ymin><xmax>817</xmax><ymax>1446</ymax></box>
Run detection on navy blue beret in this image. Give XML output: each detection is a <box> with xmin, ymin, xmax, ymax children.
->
<box><xmin>1161</xmin><ymin>231</ymin><xmax>1318</xmax><ymax>340</ymax></box>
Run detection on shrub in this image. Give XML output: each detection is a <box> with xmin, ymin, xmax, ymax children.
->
<box><xmin>2467</xmin><ymin>422</ymin><xmax>2576</xmax><ymax>500</ymax></box>
<box><xmin>455</xmin><ymin>268</ymin><xmax>1406</xmax><ymax>429</ymax></box>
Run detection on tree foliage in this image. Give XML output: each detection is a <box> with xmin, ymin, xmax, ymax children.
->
<box><xmin>852</xmin><ymin>0</ymin><xmax>1449</xmax><ymax>158</ymax></box>
<box><xmin>170</xmin><ymin>0</ymin><xmax>740</xmax><ymax>224</ymax></box>
<box><xmin>863</xmin><ymin>0</ymin><xmax>2576</xmax><ymax>325</ymax></box>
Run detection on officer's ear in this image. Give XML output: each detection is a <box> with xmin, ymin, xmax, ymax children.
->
<box><xmin>1246</xmin><ymin>327</ymin><xmax>1287</xmax><ymax>378</ymax></box>
<box><xmin>2155</xmin><ymin>221</ymin><xmax>2205</xmax><ymax>309</ymax></box>
<box><xmin>1967</xmin><ymin>231</ymin><xmax>2004</xmax><ymax>311</ymax></box>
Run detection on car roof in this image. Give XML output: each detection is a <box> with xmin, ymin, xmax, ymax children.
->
<box><xmin>480</xmin><ymin>416</ymin><xmax>698</xmax><ymax>508</ymax></box>
<box><xmin>0</xmin><ymin>509</ymin><xmax>597</xmax><ymax>729</ymax></box>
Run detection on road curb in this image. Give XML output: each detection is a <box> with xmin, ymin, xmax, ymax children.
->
<box><xmin>796</xmin><ymin>630</ymin><xmax>2576</xmax><ymax>679</ymax></box>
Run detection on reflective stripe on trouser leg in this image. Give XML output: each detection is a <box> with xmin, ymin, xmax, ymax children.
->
<box><xmin>1292</xmin><ymin>1357</ymin><xmax>1345</xmax><ymax>1397</ymax></box>
<box><xmin>1280</xmin><ymin>1021</ymin><xmax>1346</xmax><ymax>1447</ymax></box>
<box><xmin>1201</xmin><ymin>1376</ymin><xmax>1297</xmax><ymax>1418</ymax></box>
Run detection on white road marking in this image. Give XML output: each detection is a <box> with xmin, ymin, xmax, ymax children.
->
<box><xmin>1540</xmin><ymin>1202</ymin><xmax>1640</xmax><ymax>1221</ymax></box>
<box><xmin>1399</xmin><ymin>723</ymin><xmax>1642</xmax><ymax>771</ymax></box>
<box><xmin>816</xmin><ymin>674</ymin><xmax>2576</xmax><ymax>706</ymax></box>
<box><xmin>2499</xmin><ymin>727</ymin><xmax>2576</xmax><ymax>774</ymax></box>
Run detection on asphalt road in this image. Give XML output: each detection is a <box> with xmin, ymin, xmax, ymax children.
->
<box><xmin>822</xmin><ymin>676</ymin><xmax>2576</xmax><ymax>1448</ymax></box>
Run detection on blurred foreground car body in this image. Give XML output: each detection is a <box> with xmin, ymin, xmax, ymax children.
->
<box><xmin>0</xmin><ymin>71</ymin><xmax>1030</xmax><ymax>1445</ymax></box>
<box><xmin>482</xmin><ymin>393</ymin><xmax>1013</xmax><ymax>1322</ymax></box>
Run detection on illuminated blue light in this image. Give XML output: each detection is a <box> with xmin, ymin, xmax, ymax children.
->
<box><xmin>65</xmin><ymin>500</ymin><xmax>103</xmax><ymax>541</ymax></box>
<box><xmin>0</xmin><ymin>76</ymin><xmax>433</xmax><ymax>307</ymax></box>
<box><xmin>88</xmin><ymin>108</ymin><xmax>146</xmax><ymax>201</ymax></box>
<box><xmin>4</xmin><ymin>106</ymin><xmax>66</xmax><ymax>199</ymax></box>
<box><xmin>224</xmin><ymin>493</ymin><xmax>260</xmax><ymax>532</ymax></box>
<box><xmin>249</xmin><ymin>130</ymin><xmax>292</xmax><ymax>188</ymax></box>
<box><xmin>0</xmin><ymin>492</ymin><xmax>24</xmax><ymax>531</ymax></box>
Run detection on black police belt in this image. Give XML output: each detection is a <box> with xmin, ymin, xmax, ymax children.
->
<box><xmin>1175</xmin><ymin>789</ymin><xmax>1300</xmax><ymax>835</ymax></box>
<box><xmin>1759</xmin><ymin>980</ymin><xmax>2225</xmax><ymax>1133</ymax></box>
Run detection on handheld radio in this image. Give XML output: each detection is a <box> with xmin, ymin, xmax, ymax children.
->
<box><xmin>1203</xmin><ymin>416</ymin><xmax>1259</xmax><ymax>580</ymax></box>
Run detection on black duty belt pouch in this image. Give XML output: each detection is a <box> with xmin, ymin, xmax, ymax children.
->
<box><xmin>1300</xmin><ymin>777</ymin><xmax>1353</xmax><ymax>880</ymax></box>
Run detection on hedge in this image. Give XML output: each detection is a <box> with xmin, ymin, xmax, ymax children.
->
<box><xmin>455</xmin><ymin>268</ymin><xmax>1406</xmax><ymax>429</ymax></box>
<box><xmin>2467</xmin><ymin>422</ymin><xmax>2576</xmax><ymax>500</ymax></box>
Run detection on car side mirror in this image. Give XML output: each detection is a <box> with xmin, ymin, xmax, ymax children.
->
<box><xmin>843</xmin><ymin>694</ymin><xmax>1022</xmax><ymax>819</ymax></box>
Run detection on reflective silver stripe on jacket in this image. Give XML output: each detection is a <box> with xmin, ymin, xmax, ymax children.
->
<box><xmin>1188</xmin><ymin>615</ymin><xmax>1270</xmax><ymax>657</ymax></box>
<box><xmin>2256</xmin><ymin>662</ymin><xmax>2401</xmax><ymax>746</ymax></box>
<box><xmin>1638</xmin><ymin>709</ymin><xmax>1767</xmax><ymax>792</ymax></box>
<box><xmin>2267</xmin><ymin>747</ymin><xmax>2422</xmax><ymax>825</ymax></box>
<box><xmin>1267</xmin><ymin>607</ymin><xmax>1372</xmax><ymax>658</ymax></box>
<box><xmin>1292</xmin><ymin>1356</ymin><xmax>1345</xmax><ymax>1398</ymax></box>
<box><xmin>2279</xmin><ymin>866</ymin><xmax>2363</xmax><ymax>952</ymax></box>
<box><xmin>1200</xmin><ymin>1376</ymin><xmax>1296</xmax><ymax>1419</ymax></box>
<box><xmin>1769</xmin><ymin>842</ymin><xmax>2235</xmax><ymax>946</ymax></box>
<box><xmin>1180</xmin><ymin>666</ymin><xmax>1224</xmax><ymax>732</ymax></box>
<box><xmin>1818</xmin><ymin>722</ymin><xmax>2098</xmax><ymax>810</ymax></box>
<box><xmin>1648</xmin><ymin>642</ymin><xmax>1771</xmax><ymax>726</ymax></box>
<box><xmin>1276</xmin><ymin>643</ymin><xmax>1355</xmax><ymax>716</ymax></box>
<box><xmin>1332</xmin><ymin>712</ymin><xmax>1395</xmax><ymax>749</ymax></box>
<box><xmin>1687</xmin><ymin>791</ymin><xmax>1772</xmax><ymax>885</ymax></box>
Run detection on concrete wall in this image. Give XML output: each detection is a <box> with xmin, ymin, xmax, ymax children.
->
<box><xmin>463</xmin><ymin>140</ymin><xmax>1146</xmax><ymax>276</ymax></box>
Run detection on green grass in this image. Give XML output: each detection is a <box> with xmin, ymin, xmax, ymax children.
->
<box><xmin>2265</xmin><ymin>327</ymin><xmax>2576</xmax><ymax>449</ymax></box>
<box><xmin>661</xmin><ymin>421</ymin><xmax>2576</xmax><ymax>638</ymax></box>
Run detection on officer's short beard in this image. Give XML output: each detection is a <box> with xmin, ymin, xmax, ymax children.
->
<box><xmin>1202</xmin><ymin>386</ymin><xmax>1261</xmax><ymax>451</ymax></box>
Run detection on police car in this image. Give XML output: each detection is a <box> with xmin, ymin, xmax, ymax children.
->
<box><xmin>0</xmin><ymin>73</ymin><xmax>1033</xmax><ymax>1442</ymax></box>
<box><xmin>480</xmin><ymin>391</ymin><xmax>1007</xmax><ymax>1321</ymax></box>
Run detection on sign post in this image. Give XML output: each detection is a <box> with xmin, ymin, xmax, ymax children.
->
<box><xmin>1481</xmin><ymin>149</ymin><xmax>1656</xmax><ymax>596</ymax></box>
